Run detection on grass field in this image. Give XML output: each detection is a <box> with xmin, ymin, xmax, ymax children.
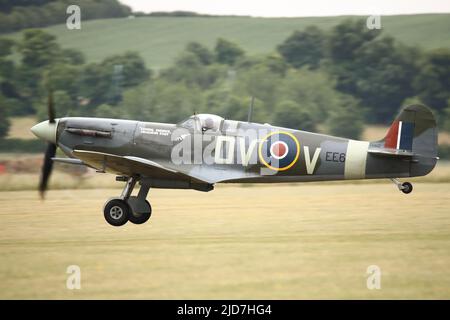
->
<box><xmin>7</xmin><ymin>14</ymin><xmax>450</xmax><ymax>67</ymax></box>
<box><xmin>0</xmin><ymin>183</ymin><xmax>449</xmax><ymax>299</ymax></box>
<box><xmin>6</xmin><ymin>116</ymin><xmax>37</xmax><ymax>140</ymax></box>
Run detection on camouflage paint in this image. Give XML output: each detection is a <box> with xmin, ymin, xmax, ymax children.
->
<box><xmin>53</xmin><ymin>104</ymin><xmax>437</xmax><ymax>190</ymax></box>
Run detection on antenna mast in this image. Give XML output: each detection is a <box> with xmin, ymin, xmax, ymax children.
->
<box><xmin>248</xmin><ymin>96</ymin><xmax>255</xmax><ymax>123</ymax></box>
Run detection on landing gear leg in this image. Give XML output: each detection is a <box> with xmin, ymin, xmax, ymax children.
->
<box><xmin>120</xmin><ymin>176</ymin><xmax>137</xmax><ymax>200</ymax></box>
<box><xmin>103</xmin><ymin>176</ymin><xmax>137</xmax><ymax>226</ymax></box>
<box><xmin>127</xmin><ymin>184</ymin><xmax>152</xmax><ymax>224</ymax></box>
<box><xmin>390</xmin><ymin>178</ymin><xmax>413</xmax><ymax>194</ymax></box>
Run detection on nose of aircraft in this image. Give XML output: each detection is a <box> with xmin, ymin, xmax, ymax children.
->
<box><xmin>31</xmin><ymin>120</ymin><xmax>59</xmax><ymax>143</ymax></box>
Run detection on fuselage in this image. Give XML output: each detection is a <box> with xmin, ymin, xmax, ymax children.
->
<box><xmin>31</xmin><ymin>115</ymin><xmax>433</xmax><ymax>184</ymax></box>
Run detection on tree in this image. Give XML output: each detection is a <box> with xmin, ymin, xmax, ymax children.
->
<box><xmin>0</xmin><ymin>38</ymin><xmax>14</xmax><ymax>57</ymax></box>
<box><xmin>45</xmin><ymin>63</ymin><xmax>81</xmax><ymax>101</ymax></box>
<box><xmin>18</xmin><ymin>29</ymin><xmax>60</xmax><ymax>68</ymax></box>
<box><xmin>0</xmin><ymin>94</ymin><xmax>10</xmax><ymax>138</ymax></box>
<box><xmin>117</xmin><ymin>83</ymin><xmax>157</xmax><ymax>121</ymax></box>
<box><xmin>214</xmin><ymin>95</ymin><xmax>266</xmax><ymax>122</ymax></box>
<box><xmin>10</xmin><ymin>30</ymin><xmax>84</xmax><ymax>116</ymax></box>
<box><xmin>236</xmin><ymin>54</ymin><xmax>288</xmax><ymax>77</ymax></box>
<box><xmin>79</xmin><ymin>63</ymin><xmax>112</xmax><ymax>106</ymax></box>
<box><xmin>262</xmin><ymin>54</ymin><xmax>288</xmax><ymax>76</ymax></box>
<box><xmin>0</xmin><ymin>0</ymin><xmax>131</xmax><ymax>32</ymax></box>
<box><xmin>414</xmin><ymin>48</ymin><xmax>450</xmax><ymax>113</ymax></box>
<box><xmin>0</xmin><ymin>38</ymin><xmax>31</xmax><ymax>116</ymax></box>
<box><xmin>278</xmin><ymin>69</ymin><xmax>349</xmax><ymax>123</ymax></box>
<box><xmin>53</xmin><ymin>90</ymin><xmax>74</xmax><ymax>117</ymax></box>
<box><xmin>185</xmin><ymin>42</ymin><xmax>213</xmax><ymax>65</ymax></box>
<box><xmin>233</xmin><ymin>64</ymin><xmax>282</xmax><ymax>113</ymax></box>
<box><xmin>444</xmin><ymin>103</ymin><xmax>450</xmax><ymax>132</ymax></box>
<box><xmin>325</xmin><ymin>101</ymin><xmax>364</xmax><ymax>139</ymax></box>
<box><xmin>215</xmin><ymin>38</ymin><xmax>245</xmax><ymax>65</ymax></box>
<box><xmin>0</xmin><ymin>38</ymin><xmax>15</xmax><ymax>85</ymax></box>
<box><xmin>95</xmin><ymin>103</ymin><xmax>127</xmax><ymax>119</ymax></box>
<box><xmin>36</xmin><ymin>90</ymin><xmax>74</xmax><ymax>120</ymax></box>
<box><xmin>352</xmin><ymin>37</ymin><xmax>420</xmax><ymax>122</ymax></box>
<box><xmin>277</xmin><ymin>26</ymin><xmax>325</xmax><ymax>69</ymax></box>
<box><xmin>119</xmin><ymin>80</ymin><xmax>204</xmax><ymax>123</ymax></box>
<box><xmin>79</xmin><ymin>52</ymin><xmax>150</xmax><ymax>106</ymax></box>
<box><xmin>152</xmin><ymin>81</ymin><xmax>203</xmax><ymax>123</ymax></box>
<box><xmin>161</xmin><ymin>52</ymin><xmax>224</xmax><ymax>89</ymax></box>
<box><xmin>325</xmin><ymin>19</ymin><xmax>381</xmax><ymax>94</ymax></box>
<box><xmin>274</xmin><ymin>100</ymin><xmax>316</xmax><ymax>132</ymax></box>
<box><xmin>221</xmin><ymin>95</ymin><xmax>249</xmax><ymax>120</ymax></box>
<box><xmin>326</xmin><ymin>19</ymin><xmax>421</xmax><ymax>122</ymax></box>
<box><xmin>61</xmin><ymin>48</ymin><xmax>86</xmax><ymax>65</ymax></box>
<box><xmin>100</xmin><ymin>51</ymin><xmax>150</xmax><ymax>88</ymax></box>
<box><xmin>327</xmin><ymin>19</ymin><xmax>380</xmax><ymax>62</ymax></box>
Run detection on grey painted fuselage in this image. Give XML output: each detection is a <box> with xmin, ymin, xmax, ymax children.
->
<box><xmin>54</xmin><ymin>105</ymin><xmax>437</xmax><ymax>189</ymax></box>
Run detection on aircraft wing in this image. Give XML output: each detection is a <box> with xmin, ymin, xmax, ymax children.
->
<box><xmin>72</xmin><ymin>149</ymin><xmax>211</xmax><ymax>186</ymax></box>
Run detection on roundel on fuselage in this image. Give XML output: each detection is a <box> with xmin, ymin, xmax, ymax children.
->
<box><xmin>258</xmin><ymin>131</ymin><xmax>300</xmax><ymax>171</ymax></box>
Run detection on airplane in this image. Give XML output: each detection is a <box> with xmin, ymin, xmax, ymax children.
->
<box><xmin>30</xmin><ymin>95</ymin><xmax>438</xmax><ymax>227</ymax></box>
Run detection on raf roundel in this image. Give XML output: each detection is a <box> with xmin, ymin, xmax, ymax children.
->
<box><xmin>259</xmin><ymin>131</ymin><xmax>300</xmax><ymax>171</ymax></box>
<box><xmin>270</xmin><ymin>141</ymin><xmax>288</xmax><ymax>159</ymax></box>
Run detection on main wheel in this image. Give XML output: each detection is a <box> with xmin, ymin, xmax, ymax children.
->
<box><xmin>401</xmin><ymin>182</ymin><xmax>413</xmax><ymax>194</ymax></box>
<box><xmin>128</xmin><ymin>200</ymin><xmax>152</xmax><ymax>224</ymax></box>
<box><xmin>104</xmin><ymin>199</ymin><xmax>130</xmax><ymax>226</ymax></box>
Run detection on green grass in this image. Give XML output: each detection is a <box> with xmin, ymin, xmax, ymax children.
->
<box><xmin>7</xmin><ymin>14</ymin><xmax>450</xmax><ymax>67</ymax></box>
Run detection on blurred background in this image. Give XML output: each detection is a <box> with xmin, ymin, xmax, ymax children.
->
<box><xmin>0</xmin><ymin>1</ymin><xmax>450</xmax><ymax>186</ymax></box>
<box><xmin>0</xmin><ymin>0</ymin><xmax>450</xmax><ymax>300</ymax></box>
<box><xmin>0</xmin><ymin>1</ymin><xmax>450</xmax><ymax>166</ymax></box>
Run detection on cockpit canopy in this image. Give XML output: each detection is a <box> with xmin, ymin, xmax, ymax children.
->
<box><xmin>179</xmin><ymin>114</ymin><xmax>224</xmax><ymax>132</ymax></box>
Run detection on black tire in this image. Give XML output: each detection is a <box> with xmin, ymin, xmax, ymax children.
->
<box><xmin>104</xmin><ymin>199</ymin><xmax>130</xmax><ymax>226</ymax></box>
<box><xmin>401</xmin><ymin>182</ymin><xmax>413</xmax><ymax>194</ymax></box>
<box><xmin>129</xmin><ymin>200</ymin><xmax>152</xmax><ymax>225</ymax></box>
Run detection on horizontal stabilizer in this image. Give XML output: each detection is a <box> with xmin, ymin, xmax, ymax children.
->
<box><xmin>367</xmin><ymin>148</ymin><xmax>415</xmax><ymax>157</ymax></box>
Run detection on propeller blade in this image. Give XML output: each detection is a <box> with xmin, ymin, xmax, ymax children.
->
<box><xmin>39</xmin><ymin>143</ymin><xmax>57</xmax><ymax>199</ymax></box>
<box><xmin>48</xmin><ymin>89</ymin><xmax>55</xmax><ymax>124</ymax></box>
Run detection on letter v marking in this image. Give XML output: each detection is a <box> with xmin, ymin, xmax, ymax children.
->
<box><xmin>304</xmin><ymin>146</ymin><xmax>321</xmax><ymax>175</ymax></box>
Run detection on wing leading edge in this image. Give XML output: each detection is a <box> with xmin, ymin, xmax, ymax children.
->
<box><xmin>72</xmin><ymin>149</ymin><xmax>213</xmax><ymax>191</ymax></box>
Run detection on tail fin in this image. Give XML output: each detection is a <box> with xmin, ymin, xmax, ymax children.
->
<box><xmin>381</xmin><ymin>104</ymin><xmax>438</xmax><ymax>176</ymax></box>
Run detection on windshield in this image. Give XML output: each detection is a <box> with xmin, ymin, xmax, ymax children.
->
<box><xmin>179</xmin><ymin>114</ymin><xmax>224</xmax><ymax>132</ymax></box>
